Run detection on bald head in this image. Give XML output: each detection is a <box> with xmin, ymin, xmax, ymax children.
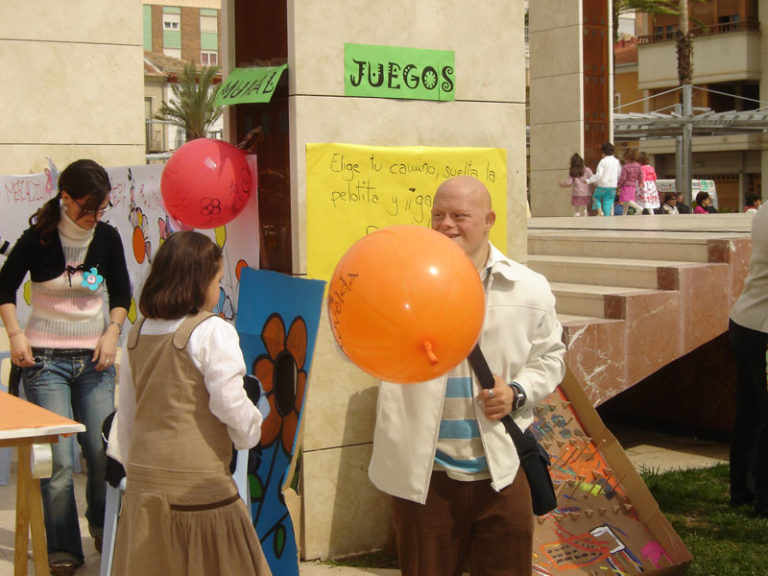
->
<box><xmin>432</xmin><ymin>176</ymin><xmax>495</xmax><ymax>270</ymax></box>
<box><xmin>435</xmin><ymin>175</ymin><xmax>493</xmax><ymax>212</ymax></box>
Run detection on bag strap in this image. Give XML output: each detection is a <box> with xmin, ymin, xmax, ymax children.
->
<box><xmin>467</xmin><ymin>345</ymin><xmax>536</xmax><ymax>459</ymax></box>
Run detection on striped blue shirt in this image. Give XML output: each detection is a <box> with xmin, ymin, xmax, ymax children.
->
<box><xmin>434</xmin><ymin>371</ymin><xmax>490</xmax><ymax>481</ymax></box>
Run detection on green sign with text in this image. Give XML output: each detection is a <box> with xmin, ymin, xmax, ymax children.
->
<box><xmin>344</xmin><ymin>43</ymin><xmax>455</xmax><ymax>102</ymax></box>
<box><xmin>214</xmin><ymin>64</ymin><xmax>288</xmax><ymax>106</ymax></box>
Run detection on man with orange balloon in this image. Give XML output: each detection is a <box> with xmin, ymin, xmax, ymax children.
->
<box><xmin>368</xmin><ymin>175</ymin><xmax>566</xmax><ymax>576</ymax></box>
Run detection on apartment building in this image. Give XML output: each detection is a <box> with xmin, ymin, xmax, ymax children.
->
<box><xmin>625</xmin><ymin>0</ymin><xmax>765</xmax><ymax>210</ymax></box>
<box><xmin>142</xmin><ymin>1</ymin><xmax>223</xmax><ymax>152</ymax></box>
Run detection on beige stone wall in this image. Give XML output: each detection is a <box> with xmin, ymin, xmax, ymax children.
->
<box><xmin>286</xmin><ymin>0</ymin><xmax>528</xmax><ymax>559</ymax></box>
<box><xmin>0</xmin><ymin>0</ymin><xmax>145</xmax><ymax>174</ymax></box>
<box><xmin>147</xmin><ymin>0</ymin><xmax>220</xmax><ymax>8</ymax></box>
<box><xmin>528</xmin><ymin>0</ymin><xmax>585</xmax><ymax>216</ymax></box>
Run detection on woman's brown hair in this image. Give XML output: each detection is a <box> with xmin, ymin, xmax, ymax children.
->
<box><xmin>139</xmin><ymin>231</ymin><xmax>223</xmax><ymax>319</ymax></box>
<box><xmin>33</xmin><ymin>159</ymin><xmax>111</xmax><ymax>245</ymax></box>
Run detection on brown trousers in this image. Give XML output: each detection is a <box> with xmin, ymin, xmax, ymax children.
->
<box><xmin>392</xmin><ymin>469</ymin><xmax>533</xmax><ymax>576</ymax></box>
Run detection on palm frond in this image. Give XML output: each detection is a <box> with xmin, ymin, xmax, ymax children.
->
<box><xmin>155</xmin><ymin>61</ymin><xmax>222</xmax><ymax>140</ymax></box>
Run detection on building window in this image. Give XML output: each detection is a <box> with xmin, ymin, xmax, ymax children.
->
<box><xmin>201</xmin><ymin>51</ymin><xmax>218</xmax><ymax>66</ymax></box>
<box><xmin>163</xmin><ymin>14</ymin><xmax>180</xmax><ymax>30</ymax></box>
<box><xmin>200</xmin><ymin>11</ymin><xmax>218</xmax><ymax>34</ymax></box>
<box><xmin>200</xmin><ymin>9</ymin><xmax>219</xmax><ymax>58</ymax></box>
<box><xmin>163</xmin><ymin>7</ymin><xmax>181</xmax><ymax>56</ymax></box>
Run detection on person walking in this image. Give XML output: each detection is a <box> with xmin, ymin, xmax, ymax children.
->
<box><xmin>586</xmin><ymin>142</ymin><xmax>621</xmax><ymax>217</ymax></box>
<box><xmin>616</xmin><ymin>148</ymin><xmax>644</xmax><ymax>216</ymax></box>
<box><xmin>637</xmin><ymin>151</ymin><xmax>660</xmax><ymax>214</ymax></box>
<box><xmin>559</xmin><ymin>153</ymin><xmax>593</xmax><ymax>217</ymax></box>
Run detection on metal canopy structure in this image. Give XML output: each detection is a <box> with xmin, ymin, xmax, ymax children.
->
<box><xmin>614</xmin><ymin>107</ymin><xmax>768</xmax><ymax>140</ymax></box>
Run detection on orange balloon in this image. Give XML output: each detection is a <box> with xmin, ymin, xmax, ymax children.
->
<box><xmin>328</xmin><ymin>226</ymin><xmax>485</xmax><ymax>383</ymax></box>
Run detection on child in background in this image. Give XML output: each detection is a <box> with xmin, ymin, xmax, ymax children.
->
<box><xmin>111</xmin><ymin>231</ymin><xmax>271</xmax><ymax>576</ymax></box>
<box><xmin>587</xmin><ymin>142</ymin><xmax>622</xmax><ymax>216</ymax></box>
<box><xmin>661</xmin><ymin>192</ymin><xmax>679</xmax><ymax>214</ymax></box>
<box><xmin>675</xmin><ymin>192</ymin><xmax>692</xmax><ymax>213</ymax></box>
<box><xmin>559</xmin><ymin>153</ymin><xmax>593</xmax><ymax>217</ymax></box>
<box><xmin>617</xmin><ymin>148</ymin><xmax>644</xmax><ymax>216</ymax></box>
<box><xmin>695</xmin><ymin>191</ymin><xmax>716</xmax><ymax>214</ymax></box>
<box><xmin>637</xmin><ymin>151</ymin><xmax>660</xmax><ymax>214</ymax></box>
<box><xmin>744</xmin><ymin>194</ymin><xmax>762</xmax><ymax>214</ymax></box>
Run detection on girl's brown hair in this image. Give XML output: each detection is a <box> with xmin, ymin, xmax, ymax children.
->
<box><xmin>34</xmin><ymin>159</ymin><xmax>111</xmax><ymax>245</ymax></box>
<box><xmin>623</xmin><ymin>148</ymin><xmax>637</xmax><ymax>163</ymax></box>
<box><xmin>139</xmin><ymin>231</ymin><xmax>223</xmax><ymax>319</ymax></box>
<box><xmin>568</xmin><ymin>153</ymin><xmax>585</xmax><ymax>178</ymax></box>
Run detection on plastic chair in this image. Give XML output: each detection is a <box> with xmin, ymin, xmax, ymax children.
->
<box><xmin>99</xmin><ymin>449</ymin><xmax>250</xmax><ymax>576</ymax></box>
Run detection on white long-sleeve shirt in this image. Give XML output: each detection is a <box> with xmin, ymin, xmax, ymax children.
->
<box><xmin>109</xmin><ymin>315</ymin><xmax>263</xmax><ymax>465</ymax></box>
<box><xmin>587</xmin><ymin>155</ymin><xmax>622</xmax><ymax>188</ymax></box>
<box><xmin>731</xmin><ymin>205</ymin><xmax>768</xmax><ymax>333</ymax></box>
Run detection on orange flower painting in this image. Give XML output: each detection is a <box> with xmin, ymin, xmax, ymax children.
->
<box><xmin>253</xmin><ymin>313</ymin><xmax>308</xmax><ymax>455</ymax></box>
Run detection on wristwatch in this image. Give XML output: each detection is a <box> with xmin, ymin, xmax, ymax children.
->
<box><xmin>509</xmin><ymin>382</ymin><xmax>527</xmax><ymax>411</ymax></box>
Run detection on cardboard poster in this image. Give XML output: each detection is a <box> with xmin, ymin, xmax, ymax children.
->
<box><xmin>235</xmin><ymin>268</ymin><xmax>325</xmax><ymax>576</ymax></box>
<box><xmin>344</xmin><ymin>43</ymin><xmax>455</xmax><ymax>101</ymax></box>
<box><xmin>306</xmin><ymin>143</ymin><xmax>507</xmax><ymax>281</ymax></box>
<box><xmin>215</xmin><ymin>65</ymin><xmax>288</xmax><ymax>106</ymax></box>
<box><xmin>531</xmin><ymin>369</ymin><xmax>692</xmax><ymax>575</ymax></box>
<box><xmin>0</xmin><ymin>157</ymin><xmax>260</xmax><ymax>328</ymax></box>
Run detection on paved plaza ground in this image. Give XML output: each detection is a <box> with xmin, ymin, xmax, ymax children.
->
<box><xmin>0</xmin><ymin>427</ymin><xmax>728</xmax><ymax>575</ymax></box>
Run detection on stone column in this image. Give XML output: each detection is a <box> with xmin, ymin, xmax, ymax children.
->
<box><xmin>529</xmin><ymin>0</ymin><xmax>612</xmax><ymax>216</ymax></box>
<box><xmin>286</xmin><ymin>0</ymin><xmax>529</xmax><ymax>559</ymax></box>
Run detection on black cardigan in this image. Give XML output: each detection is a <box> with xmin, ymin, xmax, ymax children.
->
<box><xmin>0</xmin><ymin>221</ymin><xmax>131</xmax><ymax>310</ymax></box>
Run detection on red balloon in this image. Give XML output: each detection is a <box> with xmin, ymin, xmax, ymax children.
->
<box><xmin>161</xmin><ymin>138</ymin><xmax>252</xmax><ymax>229</ymax></box>
<box><xmin>328</xmin><ymin>226</ymin><xmax>485</xmax><ymax>383</ymax></box>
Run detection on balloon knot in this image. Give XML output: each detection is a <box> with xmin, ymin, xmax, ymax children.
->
<box><xmin>423</xmin><ymin>341</ymin><xmax>438</xmax><ymax>364</ymax></box>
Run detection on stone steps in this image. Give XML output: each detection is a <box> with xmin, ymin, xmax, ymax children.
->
<box><xmin>530</xmin><ymin>254</ymin><xmax>699</xmax><ymax>289</ymax></box>
<box><xmin>528</xmin><ymin>233</ymin><xmax>713</xmax><ymax>263</ymax></box>
<box><xmin>528</xmin><ymin>223</ymin><xmax>751</xmax><ymax>407</ymax></box>
<box><xmin>550</xmin><ymin>281</ymin><xmax>665</xmax><ymax>317</ymax></box>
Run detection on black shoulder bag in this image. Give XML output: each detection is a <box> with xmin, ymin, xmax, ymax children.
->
<box><xmin>467</xmin><ymin>345</ymin><xmax>558</xmax><ymax>516</ymax></box>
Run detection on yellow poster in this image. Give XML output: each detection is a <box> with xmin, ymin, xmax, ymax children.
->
<box><xmin>306</xmin><ymin>143</ymin><xmax>507</xmax><ymax>281</ymax></box>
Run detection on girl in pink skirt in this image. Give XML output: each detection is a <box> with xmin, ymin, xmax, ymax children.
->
<box><xmin>617</xmin><ymin>148</ymin><xmax>644</xmax><ymax>216</ymax></box>
<box><xmin>559</xmin><ymin>153</ymin><xmax>593</xmax><ymax>217</ymax></box>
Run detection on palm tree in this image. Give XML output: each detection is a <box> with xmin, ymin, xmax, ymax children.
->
<box><xmin>613</xmin><ymin>0</ymin><xmax>678</xmax><ymax>41</ymax></box>
<box><xmin>155</xmin><ymin>61</ymin><xmax>223</xmax><ymax>142</ymax></box>
<box><xmin>676</xmin><ymin>0</ymin><xmax>692</xmax><ymax>85</ymax></box>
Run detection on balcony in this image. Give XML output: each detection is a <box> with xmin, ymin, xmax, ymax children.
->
<box><xmin>637</xmin><ymin>21</ymin><xmax>761</xmax><ymax>89</ymax></box>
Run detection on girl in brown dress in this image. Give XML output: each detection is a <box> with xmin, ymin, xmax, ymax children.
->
<box><xmin>112</xmin><ymin>231</ymin><xmax>271</xmax><ymax>576</ymax></box>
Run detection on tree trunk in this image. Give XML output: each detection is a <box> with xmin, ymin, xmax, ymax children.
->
<box><xmin>676</xmin><ymin>0</ymin><xmax>692</xmax><ymax>85</ymax></box>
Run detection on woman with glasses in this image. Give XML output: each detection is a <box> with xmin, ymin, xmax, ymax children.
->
<box><xmin>0</xmin><ymin>158</ymin><xmax>130</xmax><ymax>576</ymax></box>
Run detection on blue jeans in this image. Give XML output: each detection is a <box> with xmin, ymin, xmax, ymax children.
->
<box><xmin>23</xmin><ymin>350</ymin><xmax>115</xmax><ymax>565</ymax></box>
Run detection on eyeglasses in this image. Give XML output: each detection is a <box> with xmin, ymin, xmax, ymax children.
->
<box><xmin>72</xmin><ymin>197</ymin><xmax>112</xmax><ymax>216</ymax></box>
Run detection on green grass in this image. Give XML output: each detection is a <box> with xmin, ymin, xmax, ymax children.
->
<box><xmin>641</xmin><ymin>463</ymin><xmax>768</xmax><ymax>576</ymax></box>
<box><xmin>327</xmin><ymin>464</ymin><xmax>768</xmax><ymax>575</ymax></box>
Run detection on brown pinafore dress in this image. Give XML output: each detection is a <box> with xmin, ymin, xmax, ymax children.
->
<box><xmin>111</xmin><ymin>312</ymin><xmax>271</xmax><ymax>576</ymax></box>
